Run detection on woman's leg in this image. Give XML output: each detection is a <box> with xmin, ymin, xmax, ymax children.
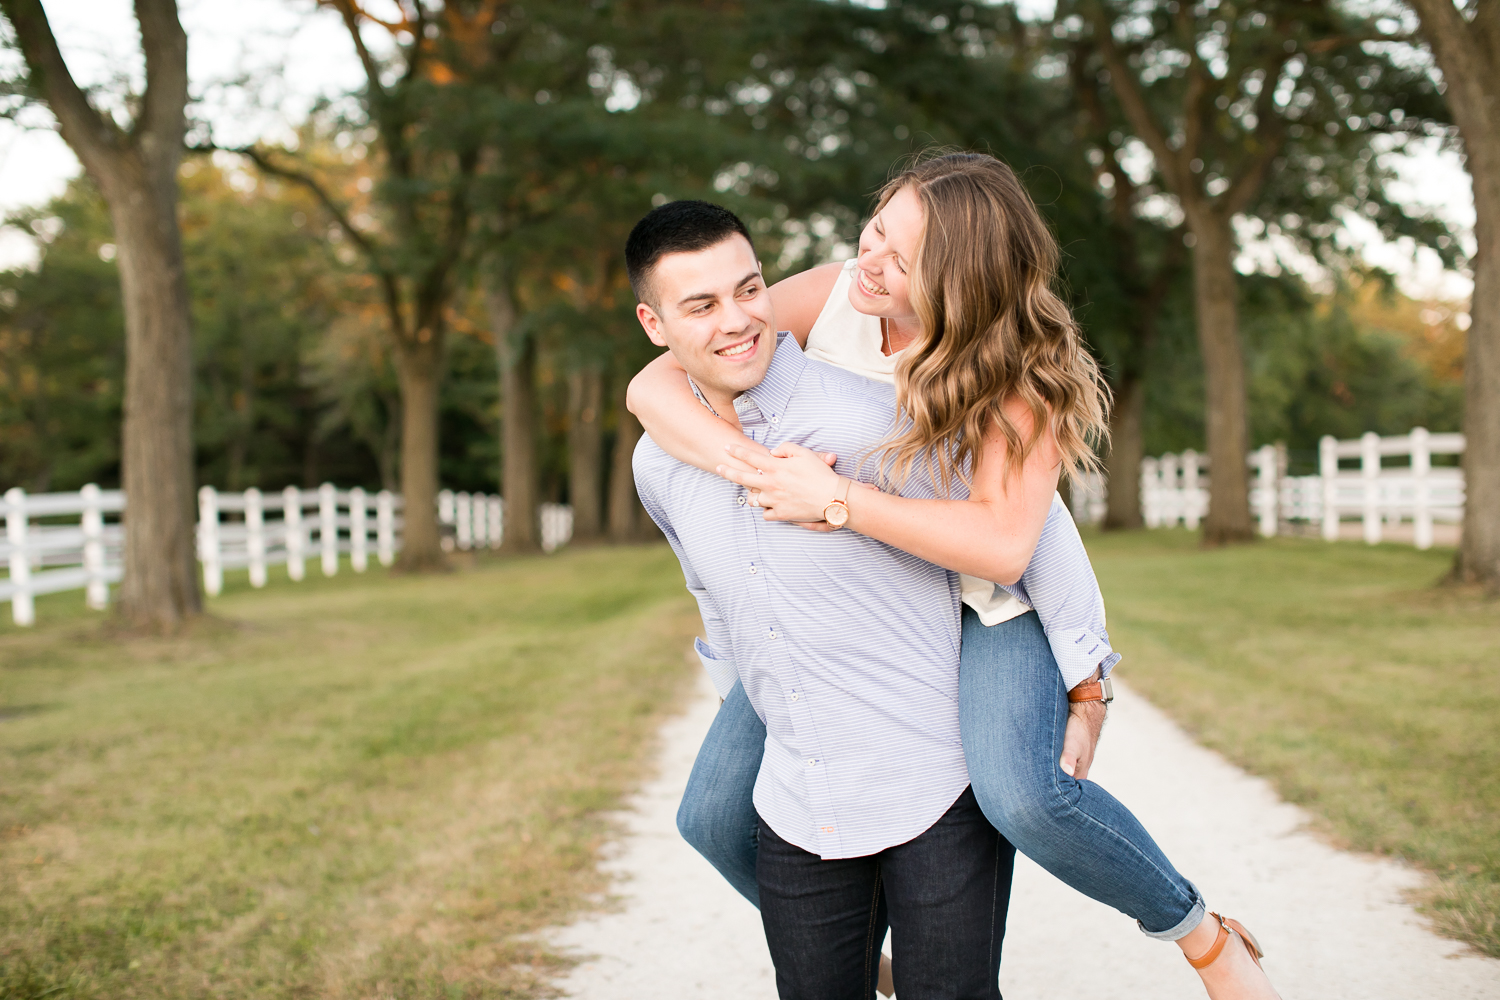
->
<box><xmin>676</xmin><ymin>680</ymin><xmax>764</xmax><ymax>907</ymax></box>
<box><xmin>961</xmin><ymin>609</ymin><xmax>1281</xmax><ymax>998</ymax></box>
<box><xmin>959</xmin><ymin>607</ymin><xmax>1204</xmax><ymax>940</ymax></box>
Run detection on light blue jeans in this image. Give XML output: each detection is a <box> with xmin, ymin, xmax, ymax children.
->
<box><xmin>676</xmin><ymin>608</ymin><xmax>1205</xmax><ymax>939</ymax></box>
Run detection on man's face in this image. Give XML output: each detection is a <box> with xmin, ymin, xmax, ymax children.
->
<box><xmin>635</xmin><ymin>235</ymin><xmax>776</xmax><ymax>400</ymax></box>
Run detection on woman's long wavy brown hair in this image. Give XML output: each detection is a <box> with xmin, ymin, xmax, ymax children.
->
<box><xmin>874</xmin><ymin>151</ymin><xmax>1110</xmax><ymax>494</ymax></box>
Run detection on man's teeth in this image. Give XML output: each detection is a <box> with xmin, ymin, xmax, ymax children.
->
<box><xmin>719</xmin><ymin>338</ymin><xmax>755</xmax><ymax>357</ymax></box>
<box><xmin>860</xmin><ymin>271</ymin><xmax>888</xmax><ymax>295</ymax></box>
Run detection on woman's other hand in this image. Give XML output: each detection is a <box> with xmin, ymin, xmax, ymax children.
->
<box><xmin>716</xmin><ymin>443</ymin><xmax>842</xmax><ymax>522</ymax></box>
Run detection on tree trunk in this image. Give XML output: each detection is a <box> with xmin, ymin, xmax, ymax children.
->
<box><xmin>393</xmin><ymin>337</ymin><xmax>446</xmax><ymax>571</ymax></box>
<box><xmin>1103</xmin><ymin>370</ymin><xmax>1145</xmax><ymax>530</ymax></box>
<box><xmin>1408</xmin><ymin>0</ymin><xmax>1499</xmax><ymax>588</ymax></box>
<box><xmin>1187</xmin><ymin>209</ymin><xmax>1255</xmax><ymax>545</ymax></box>
<box><xmin>110</xmin><ymin>166</ymin><xmax>202</xmax><ymax>627</ymax></box>
<box><xmin>486</xmin><ymin>275</ymin><xmax>540</xmax><ymax>554</ymax></box>
<box><xmin>500</xmin><ymin>335</ymin><xmax>541</xmax><ymax>553</ymax></box>
<box><xmin>608</xmin><ymin>389</ymin><xmax>644</xmax><ymax>542</ymax></box>
<box><xmin>568</xmin><ymin>366</ymin><xmax>605</xmax><ymax>542</ymax></box>
<box><xmin>1459</xmin><ymin>160</ymin><xmax>1500</xmax><ymax>588</ymax></box>
<box><xmin>1</xmin><ymin>0</ymin><xmax>202</xmax><ymax>629</ymax></box>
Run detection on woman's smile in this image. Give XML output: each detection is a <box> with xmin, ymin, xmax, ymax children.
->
<box><xmin>857</xmin><ymin>269</ymin><xmax>889</xmax><ymax>297</ymax></box>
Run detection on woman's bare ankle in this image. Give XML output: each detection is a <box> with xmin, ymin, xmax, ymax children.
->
<box><xmin>1175</xmin><ymin>915</ymin><xmax>1221</xmax><ymax>962</ymax></box>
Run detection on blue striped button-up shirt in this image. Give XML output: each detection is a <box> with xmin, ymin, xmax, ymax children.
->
<box><xmin>635</xmin><ymin>334</ymin><xmax>968</xmax><ymax>860</ymax></box>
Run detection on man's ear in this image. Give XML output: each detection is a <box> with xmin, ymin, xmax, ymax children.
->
<box><xmin>636</xmin><ymin>302</ymin><xmax>669</xmax><ymax>348</ymax></box>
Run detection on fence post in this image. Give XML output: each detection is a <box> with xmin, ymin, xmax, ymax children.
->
<box><xmin>284</xmin><ymin>486</ymin><xmax>305</xmax><ymax>582</ymax></box>
<box><xmin>1320</xmin><ymin>436</ymin><xmax>1339</xmax><ymax>541</ymax></box>
<box><xmin>488</xmin><ymin>496</ymin><xmax>503</xmax><ymax>549</ymax></box>
<box><xmin>1181</xmin><ymin>450</ymin><xmax>1201</xmax><ymax>529</ymax></box>
<box><xmin>350</xmin><ymin>487</ymin><xmax>368</xmax><ymax>572</ymax></box>
<box><xmin>1410</xmin><ymin>427</ymin><xmax>1432</xmax><ymax>550</ymax></box>
<box><xmin>81</xmin><ymin>483</ymin><xmax>108</xmax><ymax>610</ymax></box>
<box><xmin>1139</xmin><ymin>457</ymin><xmax>1158</xmax><ymax>527</ymax></box>
<box><xmin>473</xmin><ymin>492</ymin><xmax>489</xmax><ymax>549</ymax></box>
<box><xmin>455</xmin><ymin>492</ymin><xmax>472</xmax><ymax>551</ymax></box>
<box><xmin>246</xmin><ymin>488</ymin><xmax>267</xmax><ymax>588</ymax></box>
<box><xmin>199</xmin><ymin>486</ymin><xmax>223</xmax><ymax>597</ymax></box>
<box><xmin>1255</xmin><ymin>445</ymin><xmax>1278</xmax><ymax>537</ymax></box>
<box><xmin>376</xmin><ymin>490</ymin><xmax>395</xmax><ymax>566</ymax></box>
<box><xmin>439</xmin><ymin>489</ymin><xmax>455</xmax><ymax>552</ymax></box>
<box><xmin>319</xmin><ymin>483</ymin><xmax>338</xmax><ymax>576</ymax></box>
<box><xmin>1161</xmin><ymin>453</ymin><xmax>1179</xmax><ymax>526</ymax></box>
<box><xmin>5</xmin><ymin>487</ymin><xmax>34</xmax><ymax>626</ymax></box>
<box><xmin>1361</xmin><ymin>431</ymin><xmax>1381</xmax><ymax>545</ymax></box>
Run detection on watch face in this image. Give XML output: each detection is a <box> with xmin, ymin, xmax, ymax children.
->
<box><xmin>824</xmin><ymin>501</ymin><xmax>849</xmax><ymax>527</ymax></box>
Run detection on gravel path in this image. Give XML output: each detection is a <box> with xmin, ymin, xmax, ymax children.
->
<box><xmin>548</xmin><ymin>671</ymin><xmax>1500</xmax><ymax>999</ymax></box>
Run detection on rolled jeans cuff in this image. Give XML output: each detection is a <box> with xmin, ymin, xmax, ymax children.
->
<box><xmin>1136</xmin><ymin>880</ymin><xmax>1206</xmax><ymax>941</ymax></box>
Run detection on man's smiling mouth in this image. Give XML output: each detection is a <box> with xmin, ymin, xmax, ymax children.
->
<box><xmin>716</xmin><ymin>333</ymin><xmax>759</xmax><ymax>358</ymax></box>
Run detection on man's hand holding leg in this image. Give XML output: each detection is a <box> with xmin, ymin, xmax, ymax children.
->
<box><xmin>1059</xmin><ymin>669</ymin><xmax>1107</xmax><ymax>781</ymax></box>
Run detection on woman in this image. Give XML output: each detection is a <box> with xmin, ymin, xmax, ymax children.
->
<box><xmin>628</xmin><ymin>152</ymin><xmax>1279</xmax><ymax>1000</ymax></box>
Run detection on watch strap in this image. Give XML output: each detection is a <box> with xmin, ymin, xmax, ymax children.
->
<box><xmin>1068</xmin><ymin>676</ymin><xmax>1114</xmax><ymax>704</ymax></box>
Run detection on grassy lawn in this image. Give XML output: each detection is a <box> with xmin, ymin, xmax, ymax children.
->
<box><xmin>0</xmin><ymin>546</ymin><xmax>701</xmax><ymax>999</ymax></box>
<box><xmin>4</xmin><ymin>531</ymin><xmax>1496</xmax><ymax>997</ymax></box>
<box><xmin>1085</xmin><ymin>530</ymin><xmax>1500</xmax><ymax>957</ymax></box>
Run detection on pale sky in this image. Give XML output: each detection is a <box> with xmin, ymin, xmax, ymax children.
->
<box><xmin>0</xmin><ymin>0</ymin><xmax>1475</xmax><ymax>302</ymax></box>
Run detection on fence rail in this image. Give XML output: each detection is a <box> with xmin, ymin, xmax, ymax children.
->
<box><xmin>1069</xmin><ymin>428</ymin><xmax>1465</xmax><ymax>549</ymax></box>
<box><xmin>0</xmin><ymin>484</ymin><xmax>575</xmax><ymax>626</ymax></box>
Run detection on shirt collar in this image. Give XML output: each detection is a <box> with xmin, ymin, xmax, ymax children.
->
<box><xmin>734</xmin><ymin>331</ymin><xmax>805</xmax><ymax>428</ymax></box>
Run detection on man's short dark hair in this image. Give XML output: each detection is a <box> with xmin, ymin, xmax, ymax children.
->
<box><xmin>625</xmin><ymin>200</ymin><xmax>755</xmax><ymax>308</ymax></box>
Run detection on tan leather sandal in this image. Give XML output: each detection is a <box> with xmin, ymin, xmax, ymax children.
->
<box><xmin>877</xmin><ymin>951</ymin><xmax>894</xmax><ymax>997</ymax></box>
<box><xmin>1186</xmin><ymin>912</ymin><xmax>1266</xmax><ymax>971</ymax></box>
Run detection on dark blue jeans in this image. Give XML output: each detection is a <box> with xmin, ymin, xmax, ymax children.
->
<box><xmin>959</xmin><ymin>608</ymin><xmax>1203</xmax><ymax>938</ymax></box>
<box><xmin>757</xmin><ymin>787</ymin><xmax>1013</xmax><ymax>1000</ymax></box>
<box><xmin>677</xmin><ymin>609</ymin><xmax>1204</xmax><ymax>939</ymax></box>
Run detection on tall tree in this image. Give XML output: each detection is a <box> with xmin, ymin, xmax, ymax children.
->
<box><xmin>1057</xmin><ymin>80</ymin><xmax>1187</xmax><ymax>529</ymax></box>
<box><xmin>483</xmin><ymin>265</ymin><xmax>542</xmax><ymax>554</ymax></box>
<box><xmin>1</xmin><ymin>0</ymin><xmax>200</xmax><ymax>628</ymax></box>
<box><xmin>223</xmin><ymin>0</ymin><xmax>485</xmax><ymax>570</ymax></box>
<box><xmin>1072</xmin><ymin>0</ymin><xmax>1450</xmax><ymax>543</ymax></box>
<box><xmin>1406</xmin><ymin>0</ymin><xmax>1499</xmax><ymax>588</ymax></box>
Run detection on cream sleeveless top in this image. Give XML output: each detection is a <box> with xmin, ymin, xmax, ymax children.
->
<box><xmin>804</xmin><ymin>259</ymin><xmax>1031</xmax><ymax>626</ymax></box>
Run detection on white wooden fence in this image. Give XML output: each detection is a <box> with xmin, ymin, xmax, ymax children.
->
<box><xmin>1069</xmin><ymin>428</ymin><xmax>1465</xmax><ymax>549</ymax></box>
<box><xmin>435</xmin><ymin>490</ymin><xmax>573</xmax><ymax>556</ymax></box>
<box><xmin>0</xmin><ymin>484</ymin><xmax>574</xmax><ymax>626</ymax></box>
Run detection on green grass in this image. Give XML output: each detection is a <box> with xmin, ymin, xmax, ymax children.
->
<box><xmin>4</xmin><ymin>533</ymin><xmax>1497</xmax><ymax>995</ymax></box>
<box><xmin>1085</xmin><ymin>530</ymin><xmax>1500</xmax><ymax>957</ymax></box>
<box><xmin>0</xmin><ymin>546</ymin><xmax>701</xmax><ymax>999</ymax></box>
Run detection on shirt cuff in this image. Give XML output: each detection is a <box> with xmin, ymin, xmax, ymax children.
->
<box><xmin>1048</xmin><ymin>628</ymin><xmax>1121</xmax><ymax>691</ymax></box>
<box><xmin>694</xmin><ymin>637</ymin><xmax>739</xmax><ymax>700</ymax></box>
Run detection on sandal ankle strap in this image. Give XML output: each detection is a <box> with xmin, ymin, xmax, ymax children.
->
<box><xmin>1186</xmin><ymin>913</ymin><xmax>1231</xmax><ymax>970</ymax></box>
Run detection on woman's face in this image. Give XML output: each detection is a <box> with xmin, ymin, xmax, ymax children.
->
<box><xmin>849</xmin><ymin>183</ymin><xmax>922</xmax><ymax>324</ymax></box>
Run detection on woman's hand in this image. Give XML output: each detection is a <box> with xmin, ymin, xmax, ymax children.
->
<box><xmin>716</xmin><ymin>443</ymin><xmax>843</xmax><ymax>522</ymax></box>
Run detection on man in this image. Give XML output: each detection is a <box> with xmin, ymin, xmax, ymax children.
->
<box><xmin>627</xmin><ymin>199</ymin><xmax>1014</xmax><ymax>1000</ymax></box>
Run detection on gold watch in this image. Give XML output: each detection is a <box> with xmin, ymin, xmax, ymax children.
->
<box><xmin>822</xmin><ymin>477</ymin><xmax>852</xmax><ymax>529</ymax></box>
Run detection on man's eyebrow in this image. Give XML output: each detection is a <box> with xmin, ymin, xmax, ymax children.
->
<box><xmin>674</xmin><ymin>270</ymin><xmax>763</xmax><ymax>308</ymax></box>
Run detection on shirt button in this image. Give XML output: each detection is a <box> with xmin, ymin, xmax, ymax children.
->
<box><xmin>790</xmin><ymin>691</ymin><xmax>799</xmax><ymax>701</ymax></box>
<box><xmin>806</xmin><ymin>758</ymin><xmax>817</xmax><ymax>767</ymax></box>
<box><xmin>736</xmin><ymin>496</ymin><xmax>747</xmax><ymax>506</ymax></box>
<box><xmin>768</xmin><ymin>630</ymin><xmax>778</xmax><ymax>640</ymax></box>
<box><xmin>748</xmin><ymin>564</ymin><xmax>757</xmax><ymax>575</ymax></box>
